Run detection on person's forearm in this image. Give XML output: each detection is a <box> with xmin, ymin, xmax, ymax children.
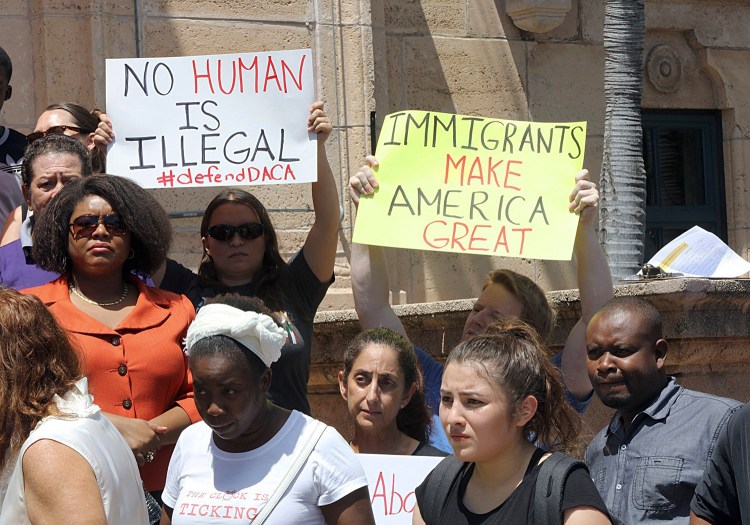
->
<box><xmin>689</xmin><ymin>513</ymin><xmax>712</xmax><ymax>525</ymax></box>
<box><xmin>311</xmin><ymin>141</ymin><xmax>341</xmax><ymax>234</ymax></box>
<box><xmin>351</xmin><ymin>242</ymin><xmax>407</xmax><ymax>336</ymax></box>
<box><xmin>149</xmin><ymin>406</ymin><xmax>192</xmax><ymax>446</ymax></box>
<box><xmin>574</xmin><ymin>220</ymin><xmax>613</xmax><ymax>322</ymax></box>
<box><xmin>559</xmin><ymin>219</ymin><xmax>613</xmax><ymax>400</ymax></box>
<box><xmin>303</xmin><ymin>141</ymin><xmax>341</xmax><ymax>281</ymax></box>
<box><xmin>0</xmin><ymin>206</ymin><xmax>21</xmax><ymax>246</ymax></box>
<box><xmin>103</xmin><ymin>411</ymin><xmax>130</xmax><ymax>431</ymax></box>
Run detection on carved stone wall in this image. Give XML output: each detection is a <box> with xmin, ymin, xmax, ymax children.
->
<box><xmin>506</xmin><ymin>0</ymin><xmax>573</xmax><ymax>34</ymax></box>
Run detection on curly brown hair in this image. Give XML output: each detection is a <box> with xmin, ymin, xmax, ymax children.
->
<box><xmin>31</xmin><ymin>175</ymin><xmax>172</xmax><ymax>277</ymax></box>
<box><xmin>0</xmin><ymin>287</ymin><xmax>82</xmax><ymax>470</ymax></box>
<box><xmin>447</xmin><ymin>320</ymin><xmax>583</xmax><ymax>456</ymax></box>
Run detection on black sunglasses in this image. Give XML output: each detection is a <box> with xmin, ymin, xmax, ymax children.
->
<box><xmin>206</xmin><ymin>223</ymin><xmax>265</xmax><ymax>241</ymax></box>
<box><xmin>69</xmin><ymin>214</ymin><xmax>127</xmax><ymax>239</ymax></box>
<box><xmin>27</xmin><ymin>125</ymin><xmax>89</xmax><ymax>144</ymax></box>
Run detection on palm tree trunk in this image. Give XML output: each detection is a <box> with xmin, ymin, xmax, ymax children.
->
<box><xmin>599</xmin><ymin>0</ymin><xmax>647</xmax><ymax>281</ymax></box>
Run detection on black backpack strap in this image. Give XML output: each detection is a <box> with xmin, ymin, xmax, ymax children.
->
<box><xmin>534</xmin><ymin>452</ymin><xmax>586</xmax><ymax>525</ymax></box>
<box><xmin>419</xmin><ymin>456</ymin><xmax>464</xmax><ymax>524</ymax></box>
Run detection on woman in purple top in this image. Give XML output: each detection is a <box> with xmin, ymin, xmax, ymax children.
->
<box><xmin>0</xmin><ymin>102</ymin><xmax>112</xmax><ymax>246</ymax></box>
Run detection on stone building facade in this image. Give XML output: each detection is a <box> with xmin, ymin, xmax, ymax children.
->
<box><xmin>2</xmin><ymin>0</ymin><xmax>748</xmax><ymax>308</ymax></box>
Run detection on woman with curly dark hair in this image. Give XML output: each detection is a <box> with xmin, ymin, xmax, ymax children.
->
<box><xmin>338</xmin><ymin>328</ymin><xmax>445</xmax><ymax>457</ymax></box>
<box><xmin>0</xmin><ymin>287</ymin><xmax>148</xmax><ymax>524</ymax></box>
<box><xmin>412</xmin><ymin>320</ymin><xmax>613</xmax><ymax>525</ymax></box>
<box><xmin>22</xmin><ymin>175</ymin><xmax>200</xmax><ymax>500</ymax></box>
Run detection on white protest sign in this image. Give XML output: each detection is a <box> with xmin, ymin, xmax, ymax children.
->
<box><xmin>105</xmin><ymin>49</ymin><xmax>316</xmax><ymax>189</ymax></box>
<box><xmin>643</xmin><ymin>225</ymin><xmax>750</xmax><ymax>278</ymax></box>
<box><xmin>358</xmin><ymin>454</ymin><xmax>443</xmax><ymax>524</ymax></box>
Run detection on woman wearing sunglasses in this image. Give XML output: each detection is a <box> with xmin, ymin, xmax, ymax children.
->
<box><xmin>22</xmin><ymin>174</ymin><xmax>200</xmax><ymax>501</ymax></box>
<box><xmin>0</xmin><ymin>102</ymin><xmax>114</xmax><ymax>246</ymax></box>
<box><xmin>155</xmin><ymin>101</ymin><xmax>339</xmax><ymax>416</ymax></box>
<box><xmin>27</xmin><ymin>103</ymin><xmax>107</xmax><ymax>172</ymax></box>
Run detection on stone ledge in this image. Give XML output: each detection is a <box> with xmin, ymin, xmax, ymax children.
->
<box><xmin>551</xmin><ymin>278</ymin><xmax>750</xmax><ymax>341</ymax></box>
<box><xmin>311</xmin><ymin>278</ymin><xmax>750</xmax><ymax>434</ymax></box>
<box><xmin>314</xmin><ymin>278</ymin><xmax>750</xmax><ymax>352</ymax></box>
<box><xmin>311</xmin><ymin>279</ymin><xmax>750</xmax><ymax>387</ymax></box>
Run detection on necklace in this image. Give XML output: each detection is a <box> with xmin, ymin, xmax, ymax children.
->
<box><xmin>69</xmin><ymin>279</ymin><xmax>129</xmax><ymax>306</ymax></box>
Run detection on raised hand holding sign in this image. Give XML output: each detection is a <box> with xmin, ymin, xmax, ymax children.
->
<box><xmin>353</xmin><ymin>111</ymin><xmax>587</xmax><ymax>260</ymax></box>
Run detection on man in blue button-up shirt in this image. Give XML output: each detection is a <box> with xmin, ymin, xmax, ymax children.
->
<box><xmin>584</xmin><ymin>297</ymin><xmax>740</xmax><ymax>524</ymax></box>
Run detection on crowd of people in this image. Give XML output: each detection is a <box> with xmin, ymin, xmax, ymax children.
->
<box><xmin>0</xmin><ymin>42</ymin><xmax>749</xmax><ymax>525</ymax></box>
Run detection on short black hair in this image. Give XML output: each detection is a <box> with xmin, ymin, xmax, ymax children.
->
<box><xmin>32</xmin><ymin>175</ymin><xmax>172</xmax><ymax>276</ymax></box>
<box><xmin>21</xmin><ymin>134</ymin><xmax>92</xmax><ymax>187</ymax></box>
<box><xmin>0</xmin><ymin>46</ymin><xmax>12</xmax><ymax>80</ymax></box>
<box><xmin>595</xmin><ymin>296</ymin><xmax>663</xmax><ymax>339</ymax></box>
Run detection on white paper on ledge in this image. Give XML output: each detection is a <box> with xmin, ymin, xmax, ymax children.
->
<box><xmin>642</xmin><ymin>225</ymin><xmax>750</xmax><ymax>278</ymax></box>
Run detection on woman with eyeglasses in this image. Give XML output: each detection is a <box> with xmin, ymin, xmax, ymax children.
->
<box><xmin>22</xmin><ymin>174</ymin><xmax>200</xmax><ymax>502</ymax></box>
<box><xmin>155</xmin><ymin>101</ymin><xmax>339</xmax><ymax>416</ymax></box>
<box><xmin>0</xmin><ymin>102</ymin><xmax>114</xmax><ymax>246</ymax></box>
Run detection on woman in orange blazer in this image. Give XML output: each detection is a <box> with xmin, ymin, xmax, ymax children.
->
<box><xmin>23</xmin><ymin>175</ymin><xmax>199</xmax><ymax>499</ymax></box>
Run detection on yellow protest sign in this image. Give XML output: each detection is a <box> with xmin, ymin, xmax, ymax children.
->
<box><xmin>352</xmin><ymin>111</ymin><xmax>587</xmax><ymax>260</ymax></box>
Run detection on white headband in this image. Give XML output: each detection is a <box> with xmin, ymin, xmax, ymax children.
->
<box><xmin>184</xmin><ymin>304</ymin><xmax>286</xmax><ymax>368</ymax></box>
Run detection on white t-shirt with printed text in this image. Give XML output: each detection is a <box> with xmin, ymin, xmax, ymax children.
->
<box><xmin>162</xmin><ymin>411</ymin><xmax>368</xmax><ymax>525</ymax></box>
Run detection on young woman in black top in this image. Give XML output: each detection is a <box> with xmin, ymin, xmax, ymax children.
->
<box><xmin>413</xmin><ymin>321</ymin><xmax>612</xmax><ymax>524</ymax></box>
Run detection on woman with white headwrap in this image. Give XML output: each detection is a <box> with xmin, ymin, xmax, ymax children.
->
<box><xmin>161</xmin><ymin>294</ymin><xmax>375</xmax><ymax>525</ymax></box>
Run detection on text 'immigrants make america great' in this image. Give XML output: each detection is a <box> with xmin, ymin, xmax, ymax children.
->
<box><xmin>353</xmin><ymin>110</ymin><xmax>587</xmax><ymax>260</ymax></box>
